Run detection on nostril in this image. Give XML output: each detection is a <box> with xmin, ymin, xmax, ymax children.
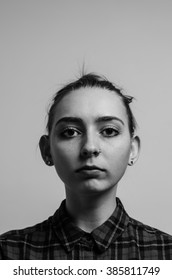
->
<box><xmin>81</xmin><ymin>148</ymin><xmax>101</xmax><ymax>158</ymax></box>
<box><xmin>81</xmin><ymin>148</ymin><xmax>90</xmax><ymax>157</ymax></box>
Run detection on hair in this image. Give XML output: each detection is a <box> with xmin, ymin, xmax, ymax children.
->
<box><xmin>46</xmin><ymin>73</ymin><xmax>137</xmax><ymax>137</ymax></box>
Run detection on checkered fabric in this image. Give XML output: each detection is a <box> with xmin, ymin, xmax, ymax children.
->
<box><xmin>1</xmin><ymin>198</ymin><xmax>172</xmax><ymax>259</ymax></box>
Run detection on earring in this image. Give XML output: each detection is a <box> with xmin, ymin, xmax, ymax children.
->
<box><xmin>130</xmin><ymin>160</ymin><xmax>134</xmax><ymax>166</ymax></box>
<box><xmin>46</xmin><ymin>157</ymin><xmax>52</xmax><ymax>166</ymax></box>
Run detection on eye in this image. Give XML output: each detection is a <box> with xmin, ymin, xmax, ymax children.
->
<box><xmin>101</xmin><ymin>127</ymin><xmax>119</xmax><ymax>137</ymax></box>
<box><xmin>61</xmin><ymin>127</ymin><xmax>81</xmax><ymax>138</ymax></box>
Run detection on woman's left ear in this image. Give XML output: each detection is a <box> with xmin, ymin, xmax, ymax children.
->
<box><xmin>39</xmin><ymin>135</ymin><xmax>54</xmax><ymax>166</ymax></box>
<box><xmin>128</xmin><ymin>136</ymin><xmax>141</xmax><ymax>166</ymax></box>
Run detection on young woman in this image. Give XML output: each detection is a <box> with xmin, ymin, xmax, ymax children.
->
<box><xmin>0</xmin><ymin>73</ymin><xmax>172</xmax><ymax>259</ymax></box>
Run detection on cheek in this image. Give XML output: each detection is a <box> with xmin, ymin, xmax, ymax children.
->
<box><xmin>106</xmin><ymin>141</ymin><xmax>131</xmax><ymax>168</ymax></box>
<box><xmin>106</xmin><ymin>147</ymin><xmax>130</xmax><ymax>185</ymax></box>
<box><xmin>51</xmin><ymin>143</ymin><xmax>76</xmax><ymax>171</ymax></box>
<box><xmin>51</xmin><ymin>148</ymin><xmax>73</xmax><ymax>184</ymax></box>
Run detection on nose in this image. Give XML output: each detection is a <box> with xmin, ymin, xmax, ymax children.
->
<box><xmin>80</xmin><ymin>132</ymin><xmax>101</xmax><ymax>158</ymax></box>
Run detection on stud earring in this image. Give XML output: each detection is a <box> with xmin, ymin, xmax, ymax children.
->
<box><xmin>130</xmin><ymin>160</ymin><xmax>134</xmax><ymax>166</ymax></box>
<box><xmin>45</xmin><ymin>157</ymin><xmax>52</xmax><ymax>166</ymax></box>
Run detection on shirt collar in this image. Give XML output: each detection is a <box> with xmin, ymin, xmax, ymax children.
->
<box><xmin>52</xmin><ymin>197</ymin><xmax>129</xmax><ymax>253</ymax></box>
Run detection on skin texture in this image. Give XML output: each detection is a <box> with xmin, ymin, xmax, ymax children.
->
<box><xmin>40</xmin><ymin>87</ymin><xmax>140</xmax><ymax>231</ymax></box>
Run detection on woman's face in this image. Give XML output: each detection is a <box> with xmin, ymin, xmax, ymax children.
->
<box><xmin>49</xmin><ymin>87</ymin><xmax>135</xmax><ymax>195</ymax></box>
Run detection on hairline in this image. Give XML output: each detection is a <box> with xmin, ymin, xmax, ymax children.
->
<box><xmin>46</xmin><ymin>77</ymin><xmax>136</xmax><ymax>137</ymax></box>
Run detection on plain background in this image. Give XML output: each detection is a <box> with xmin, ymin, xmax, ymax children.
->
<box><xmin>0</xmin><ymin>0</ymin><xmax>172</xmax><ymax>235</ymax></box>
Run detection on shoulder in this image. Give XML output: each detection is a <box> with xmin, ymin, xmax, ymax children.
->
<box><xmin>0</xmin><ymin>202</ymin><xmax>65</xmax><ymax>259</ymax></box>
<box><xmin>117</xmin><ymin>197</ymin><xmax>172</xmax><ymax>243</ymax></box>
<box><xmin>0</xmin><ymin>217</ymin><xmax>55</xmax><ymax>247</ymax></box>
<box><xmin>0</xmin><ymin>216</ymin><xmax>54</xmax><ymax>242</ymax></box>
<box><xmin>0</xmin><ymin>216</ymin><xmax>55</xmax><ymax>260</ymax></box>
<box><xmin>0</xmin><ymin>200</ymin><xmax>66</xmax><ymax>242</ymax></box>
<box><xmin>128</xmin><ymin>216</ymin><xmax>172</xmax><ymax>242</ymax></box>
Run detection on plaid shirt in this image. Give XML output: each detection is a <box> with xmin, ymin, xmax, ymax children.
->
<box><xmin>0</xmin><ymin>197</ymin><xmax>172</xmax><ymax>260</ymax></box>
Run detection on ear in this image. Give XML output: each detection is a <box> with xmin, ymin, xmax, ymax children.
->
<box><xmin>39</xmin><ymin>135</ymin><xmax>54</xmax><ymax>166</ymax></box>
<box><xmin>128</xmin><ymin>135</ymin><xmax>141</xmax><ymax>166</ymax></box>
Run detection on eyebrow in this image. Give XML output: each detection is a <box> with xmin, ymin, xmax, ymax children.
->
<box><xmin>96</xmin><ymin>116</ymin><xmax>124</xmax><ymax>125</ymax></box>
<box><xmin>55</xmin><ymin>116</ymin><xmax>124</xmax><ymax>127</ymax></box>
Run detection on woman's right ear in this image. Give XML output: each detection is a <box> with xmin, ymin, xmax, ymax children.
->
<box><xmin>39</xmin><ymin>135</ymin><xmax>54</xmax><ymax>166</ymax></box>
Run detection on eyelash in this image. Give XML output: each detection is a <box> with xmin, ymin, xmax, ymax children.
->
<box><xmin>60</xmin><ymin>126</ymin><xmax>119</xmax><ymax>139</ymax></box>
<box><xmin>101</xmin><ymin>126</ymin><xmax>119</xmax><ymax>137</ymax></box>
<box><xmin>60</xmin><ymin>127</ymin><xmax>81</xmax><ymax>138</ymax></box>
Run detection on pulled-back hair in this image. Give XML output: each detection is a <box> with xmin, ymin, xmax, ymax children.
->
<box><xmin>46</xmin><ymin>73</ymin><xmax>137</xmax><ymax>137</ymax></box>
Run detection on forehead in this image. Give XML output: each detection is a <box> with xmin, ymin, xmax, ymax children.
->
<box><xmin>53</xmin><ymin>87</ymin><xmax>128</xmax><ymax>123</ymax></box>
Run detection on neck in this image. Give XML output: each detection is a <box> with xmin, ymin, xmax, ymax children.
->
<box><xmin>65</xmin><ymin>186</ymin><xmax>117</xmax><ymax>233</ymax></box>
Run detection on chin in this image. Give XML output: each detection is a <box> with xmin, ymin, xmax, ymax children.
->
<box><xmin>78</xmin><ymin>180</ymin><xmax>114</xmax><ymax>194</ymax></box>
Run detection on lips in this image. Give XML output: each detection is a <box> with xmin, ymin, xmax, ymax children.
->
<box><xmin>76</xmin><ymin>165</ymin><xmax>105</xmax><ymax>173</ymax></box>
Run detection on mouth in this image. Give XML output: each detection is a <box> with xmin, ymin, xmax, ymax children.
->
<box><xmin>76</xmin><ymin>165</ymin><xmax>105</xmax><ymax>173</ymax></box>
